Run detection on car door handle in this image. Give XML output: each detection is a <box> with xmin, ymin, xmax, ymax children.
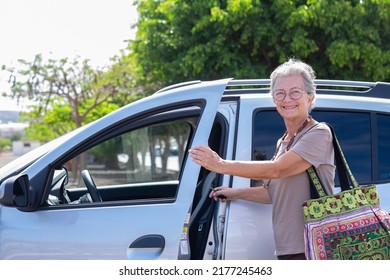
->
<box><xmin>127</xmin><ymin>234</ymin><xmax>165</xmax><ymax>259</ymax></box>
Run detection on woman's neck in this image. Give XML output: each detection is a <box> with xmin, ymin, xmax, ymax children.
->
<box><xmin>284</xmin><ymin>115</ymin><xmax>311</xmax><ymax>140</ymax></box>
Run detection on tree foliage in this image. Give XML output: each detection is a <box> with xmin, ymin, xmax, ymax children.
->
<box><xmin>7</xmin><ymin>55</ymin><xmax>121</xmax><ymax>126</ymax></box>
<box><xmin>101</xmin><ymin>51</ymin><xmax>148</xmax><ymax>106</ymax></box>
<box><xmin>131</xmin><ymin>0</ymin><xmax>390</xmax><ymax>90</ymax></box>
<box><xmin>3</xmin><ymin>55</ymin><xmax>132</xmax><ymax>141</ymax></box>
<box><xmin>20</xmin><ymin>97</ymin><xmax>119</xmax><ymax>142</ymax></box>
<box><xmin>0</xmin><ymin>138</ymin><xmax>12</xmax><ymax>153</ymax></box>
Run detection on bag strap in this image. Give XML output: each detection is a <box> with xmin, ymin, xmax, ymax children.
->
<box><xmin>327</xmin><ymin>123</ymin><xmax>359</xmax><ymax>189</ymax></box>
<box><xmin>307</xmin><ymin>166</ymin><xmax>327</xmax><ymax>198</ymax></box>
<box><xmin>307</xmin><ymin>123</ymin><xmax>359</xmax><ymax>198</ymax></box>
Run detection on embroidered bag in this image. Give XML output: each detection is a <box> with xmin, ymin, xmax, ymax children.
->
<box><xmin>302</xmin><ymin>124</ymin><xmax>390</xmax><ymax>260</ymax></box>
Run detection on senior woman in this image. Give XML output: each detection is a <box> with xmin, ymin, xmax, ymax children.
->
<box><xmin>189</xmin><ymin>58</ymin><xmax>335</xmax><ymax>260</ymax></box>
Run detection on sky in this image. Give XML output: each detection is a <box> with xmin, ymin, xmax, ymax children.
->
<box><xmin>0</xmin><ymin>0</ymin><xmax>137</xmax><ymax>111</ymax></box>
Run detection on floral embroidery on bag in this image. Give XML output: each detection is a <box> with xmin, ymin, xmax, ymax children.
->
<box><xmin>324</xmin><ymin>197</ymin><xmax>343</xmax><ymax>214</ymax></box>
<box><xmin>309</xmin><ymin>201</ymin><xmax>325</xmax><ymax>218</ymax></box>
<box><xmin>367</xmin><ymin>188</ymin><xmax>380</xmax><ymax>205</ymax></box>
<box><xmin>342</xmin><ymin>193</ymin><xmax>357</xmax><ymax>209</ymax></box>
<box><xmin>355</xmin><ymin>189</ymin><xmax>368</xmax><ymax>204</ymax></box>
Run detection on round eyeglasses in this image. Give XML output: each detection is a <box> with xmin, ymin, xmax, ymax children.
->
<box><xmin>272</xmin><ymin>88</ymin><xmax>305</xmax><ymax>101</ymax></box>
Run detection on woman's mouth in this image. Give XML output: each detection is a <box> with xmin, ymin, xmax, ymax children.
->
<box><xmin>282</xmin><ymin>105</ymin><xmax>297</xmax><ymax>110</ymax></box>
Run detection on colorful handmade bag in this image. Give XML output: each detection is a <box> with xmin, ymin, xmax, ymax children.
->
<box><xmin>302</xmin><ymin>124</ymin><xmax>390</xmax><ymax>260</ymax></box>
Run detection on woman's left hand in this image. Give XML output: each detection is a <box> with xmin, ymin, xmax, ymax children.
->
<box><xmin>189</xmin><ymin>145</ymin><xmax>223</xmax><ymax>173</ymax></box>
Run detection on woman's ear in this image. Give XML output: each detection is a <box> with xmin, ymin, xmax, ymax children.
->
<box><xmin>308</xmin><ymin>95</ymin><xmax>315</xmax><ymax>106</ymax></box>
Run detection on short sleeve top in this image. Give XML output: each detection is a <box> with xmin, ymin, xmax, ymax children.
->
<box><xmin>267</xmin><ymin>122</ymin><xmax>335</xmax><ymax>256</ymax></box>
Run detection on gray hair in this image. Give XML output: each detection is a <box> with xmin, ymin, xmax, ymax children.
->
<box><xmin>270</xmin><ymin>58</ymin><xmax>316</xmax><ymax>111</ymax></box>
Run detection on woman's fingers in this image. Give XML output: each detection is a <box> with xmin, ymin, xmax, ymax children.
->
<box><xmin>189</xmin><ymin>146</ymin><xmax>223</xmax><ymax>174</ymax></box>
<box><xmin>210</xmin><ymin>187</ymin><xmax>230</xmax><ymax>201</ymax></box>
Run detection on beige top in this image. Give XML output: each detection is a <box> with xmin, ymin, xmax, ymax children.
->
<box><xmin>267</xmin><ymin>122</ymin><xmax>335</xmax><ymax>256</ymax></box>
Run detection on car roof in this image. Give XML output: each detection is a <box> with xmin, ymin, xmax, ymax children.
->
<box><xmin>156</xmin><ymin>79</ymin><xmax>390</xmax><ymax>99</ymax></box>
<box><xmin>223</xmin><ymin>79</ymin><xmax>390</xmax><ymax>99</ymax></box>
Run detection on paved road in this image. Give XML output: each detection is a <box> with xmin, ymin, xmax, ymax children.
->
<box><xmin>0</xmin><ymin>152</ymin><xmax>18</xmax><ymax>168</ymax></box>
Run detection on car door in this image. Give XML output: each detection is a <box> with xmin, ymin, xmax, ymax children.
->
<box><xmin>0</xmin><ymin>79</ymin><xmax>229</xmax><ymax>260</ymax></box>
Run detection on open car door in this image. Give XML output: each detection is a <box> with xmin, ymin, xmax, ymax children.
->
<box><xmin>0</xmin><ymin>79</ymin><xmax>229</xmax><ymax>260</ymax></box>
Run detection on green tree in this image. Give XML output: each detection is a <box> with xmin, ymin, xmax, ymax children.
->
<box><xmin>5</xmin><ymin>53</ymin><xmax>145</xmax><ymax>142</ymax></box>
<box><xmin>101</xmin><ymin>51</ymin><xmax>148</xmax><ymax>107</ymax></box>
<box><xmin>3</xmin><ymin>55</ymin><xmax>133</xmax><ymax>181</ymax></box>
<box><xmin>0</xmin><ymin>138</ymin><xmax>12</xmax><ymax>153</ymax></box>
<box><xmin>20</xmin><ymin>97</ymin><xmax>119</xmax><ymax>143</ymax></box>
<box><xmin>4</xmin><ymin>55</ymin><xmax>122</xmax><ymax>137</ymax></box>
<box><xmin>130</xmin><ymin>0</ymin><xmax>390</xmax><ymax>90</ymax></box>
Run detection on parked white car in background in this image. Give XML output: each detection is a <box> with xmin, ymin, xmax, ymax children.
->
<box><xmin>1</xmin><ymin>79</ymin><xmax>389</xmax><ymax>259</ymax></box>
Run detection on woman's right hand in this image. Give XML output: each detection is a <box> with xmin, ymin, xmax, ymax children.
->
<box><xmin>209</xmin><ymin>186</ymin><xmax>237</xmax><ymax>202</ymax></box>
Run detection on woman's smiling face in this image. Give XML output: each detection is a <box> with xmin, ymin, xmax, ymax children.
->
<box><xmin>273</xmin><ymin>74</ymin><xmax>314</xmax><ymax>121</ymax></box>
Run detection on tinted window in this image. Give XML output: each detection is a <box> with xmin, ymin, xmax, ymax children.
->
<box><xmin>253</xmin><ymin>110</ymin><xmax>372</xmax><ymax>186</ymax></box>
<box><xmin>377</xmin><ymin>114</ymin><xmax>390</xmax><ymax>180</ymax></box>
<box><xmin>252</xmin><ymin>111</ymin><xmax>285</xmax><ymax>161</ymax></box>
<box><xmin>312</xmin><ymin>111</ymin><xmax>371</xmax><ymax>184</ymax></box>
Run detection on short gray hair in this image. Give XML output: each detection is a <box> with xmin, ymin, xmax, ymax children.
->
<box><xmin>270</xmin><ymin>58</ymin><xmax>316</xmax><ymax>111</ymax></box>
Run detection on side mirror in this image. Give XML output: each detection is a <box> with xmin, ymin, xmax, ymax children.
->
<box><xmin>0</xmin><ymin>174</ymin><xmax>29</xmax><ymax>207</ymax></box>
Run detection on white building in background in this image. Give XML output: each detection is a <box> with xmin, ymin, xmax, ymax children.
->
<box><xmin>12</xmin><ymin>140</ymin><xmax>40</xmax><ymax>156</ymax></box>
<box><xmin>0</xmin><ymin>108</ymin><xmax>40</xmax><ymax>156</ymax></box>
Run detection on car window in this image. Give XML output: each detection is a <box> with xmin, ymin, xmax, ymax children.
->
<box><xmin>47</xmin><ymin>118</ymin><xmax>194</xmax><ymax>205</ymax></box>
<box><xmin>311</xmin><ymin>111</ymin><xmax>371</xmax><ymax>184</ymax></box>
<box><xmin>377</xmin><ymin>114</ymin><xmax>390</xmax><ymax>181</ymax></box>
<box><xmin>253</xmin><ymin>110</ymin><xmax>378</xmax><ymax>187</ymax></box>
<box><xmin>76</xmin><ymin>120</ymin><xmax>189</xmax><ymax>185</ymax></box>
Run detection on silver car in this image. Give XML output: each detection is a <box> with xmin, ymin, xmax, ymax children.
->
<box><xmin>1</xmin><ymin>79</ymin><xmax>389</xmax><ymax>259</ymax></box>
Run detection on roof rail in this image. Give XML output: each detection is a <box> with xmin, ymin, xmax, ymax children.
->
<box><xmin>155</xmin><ymin>80</ymin><xmax>202</xmax><ymax>94</ymax></box>
<box><xmin>224</xmin><ymin>79</ymin><xmax>390</xmax><ymax>99</ymax></box>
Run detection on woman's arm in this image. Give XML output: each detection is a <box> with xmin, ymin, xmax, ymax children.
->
<box><xmin>189</xmin><ymin>145</ymin><xmax>311</xmax><ymax>180</ymax></box>
<box><xmin>210</xmin><ymin>186</ymin><xmax>272</xmax><ymax>204</ymax></box>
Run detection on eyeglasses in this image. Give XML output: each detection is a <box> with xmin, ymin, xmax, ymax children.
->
<box><xmin>272</xmin><ymin>88</ymin><xmax>305</xmax><ymax>101</ymax></box>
